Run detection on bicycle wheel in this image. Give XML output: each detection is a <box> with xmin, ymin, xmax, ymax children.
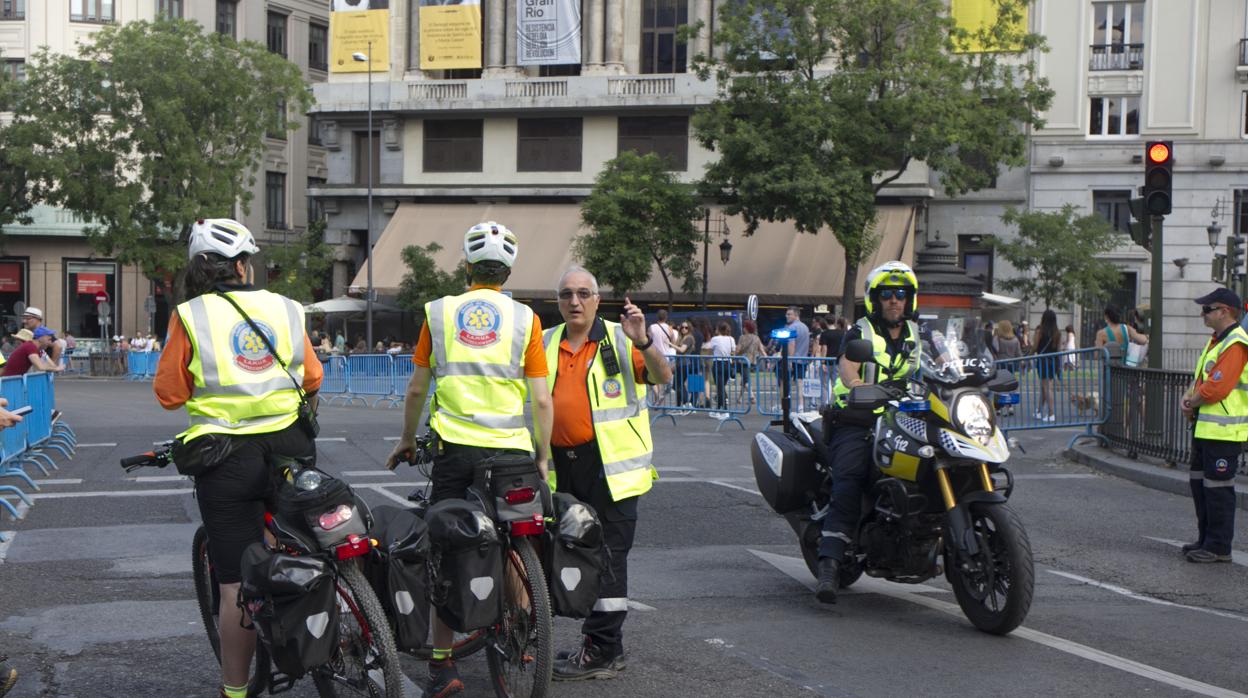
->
<box><xmin>312</xmin><ymin>560</ymin><xmax>404</xmax><ymax>698</ymax></box>
<box><xmin>486</xmin><ymin>537</ymin><xmax>553</xmax><ymax>698</ymax></box>
<box><xmin>411</xmin><ymin>627</ymin><xmax>490</xmax><ymax>660</ymax></box>
<box><xmin>191</xmin><ymin>526</ymin><xmax>271</xmax><ymax>697</ymax></box>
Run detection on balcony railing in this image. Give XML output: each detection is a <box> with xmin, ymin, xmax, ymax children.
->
<box><xmin>1089</xmin><ymin>43</ymin><xmax>1144</xmax><ymax>71</ymax></box>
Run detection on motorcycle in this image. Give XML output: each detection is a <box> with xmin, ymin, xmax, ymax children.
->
<box><xmin>751</xmin><ymin>309</ymin><xmax>1035</xmax><ymax>635</ymax></box>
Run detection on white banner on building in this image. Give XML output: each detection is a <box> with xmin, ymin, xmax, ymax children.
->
<box><xmin>517</xmin><ymin>0</ymin><xmax>581</xmax><ymax>65</ymax></box>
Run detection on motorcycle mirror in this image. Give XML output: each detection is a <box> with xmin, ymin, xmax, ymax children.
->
<box><xmin>847</xmin><ymin>383</ymin><xmax>890</xmax><ymax>410</ymax></box>
<box><xmin>987</xmin><ymin>369</ymin><xmax>1020</xmax><ymax>392</ymax></box>
<box><xmin>844</xmin><ymin>339</ymin><xmax>875</xmax><ymax>363</ymax></box>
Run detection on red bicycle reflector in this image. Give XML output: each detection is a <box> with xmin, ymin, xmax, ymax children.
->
<box><xmin>318</xmin><ymin>503</ymin><xmax>354</xmax><ymax>531</ymax></box>
<box><xmin>510</xmin><ymin>513</ymin><xmax>545</xmax><ymax>537</ymax></box>
<box><xmin>1147</xmin><ymin>142</ymin><xmax>1170</xmax><ymax>163</ymax></box>
<box><xmin>504</xmin><ymin>487</ymin><xmax>536</xmax><ymax>505</ymax></box>
<box><xmin>335</xmin><ymin>534</ymin><xmax>372</xmax><ymax>561</ymax></box>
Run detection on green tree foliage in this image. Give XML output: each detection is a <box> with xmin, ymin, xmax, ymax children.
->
<box><xmin>690</xmin><ymin>0</ymin><xmax>1053</xmax><ymax>315</ymax></box>
<box><xmin>396</xmin><ymin>243</ymin><xmax>467</xmax><ymax>323</ymax></box>
<box><xmin>992</xmin><ymin>205</ymin><xmax>1126</xmax><ymax>310</ymax></box>
<box><xmin>9</xmin><ymin>18</ymin><xmax>312</xmax><ymax>288</ymax></box>
<box><xmin>0</xmin><ymin>51</ymin><xmax>37</xmax><ymax>238</ymax></box>
<box><xmin>265</xmin><ymin>220</ymin><xmax>335</xmax><ymax>303</ymax></box>
<box><xmin>576</xmin><ymin>151</ymin><xmax>703</xmax><ymax>308</ymax></box>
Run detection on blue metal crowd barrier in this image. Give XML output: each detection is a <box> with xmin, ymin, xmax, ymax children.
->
<box><xmin>125</xmin><ymin>351</ymin><xmax>160</xmax><ymax>381</ymax></box>
<box><xmin>391</xmin><ymin>354</ymin><xmax>415</xmax><ymax>405</ymax></box>
<box><xmin>993</xmin><ymin>347</ymin><xmax>1110</xmax><ymax>448</ymax></box>
<box><xmin>319</xmin><ymin>356</ymin><xmax>349</xmax><ymax>404</ymax></box>
<box><xmin>754</xmin><ymin>356</ymin><xmax>838</xmax><ymax>418</ymax></box>
<box><xmin>0</xmin><ymin>372</ymin><xmax>75</xmax><ymax>527</ymax></box>
<box><xmin>649</xmin><ymin>354</ymin><xmax>749</xmax><ymax>431</ymax></box>
<box><xmin>345</xmin><ymin>354</ymin><xmax>397</xmax><ymax>407</ymax></box>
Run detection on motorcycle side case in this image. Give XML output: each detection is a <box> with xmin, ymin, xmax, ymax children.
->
<box><xmin>751</xmin><ymin>431</ymin><xmax>823</xmax><ymax>515</ymax></box>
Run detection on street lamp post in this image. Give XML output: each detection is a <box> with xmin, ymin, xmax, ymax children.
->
<box><xmin>700</xmin><ymin>210</ymin><xmax>732</xmax><ymax>310</ymax></box>
<box><xmin>352</xmin><ymin>45</ymin><xmax>375</xmax><ymax>350</ymax></box>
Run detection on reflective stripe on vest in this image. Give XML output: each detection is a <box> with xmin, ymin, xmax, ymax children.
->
<box><xmin>833</xmin><ymin>317</ymin><xmax>920</xmax><ymax>409</ymax></box>
<box><xmin>177</xmin><ymin>290</ymin><xmax>305</xmax><ymax>442</ymax></box>
<box><xmin>426</xmin><ymin>289</ymin><xmax>535</xmax><ymax>451</ymax></box>
<box><xmin>542</xmin><ymin>320</ymin><xmax>657</xmax><ymax>502</ymax></box>
<box><xmin>1193</xmin><ymin>325</ymin><xmax>1248</xmax><ymax>441</ymax></box>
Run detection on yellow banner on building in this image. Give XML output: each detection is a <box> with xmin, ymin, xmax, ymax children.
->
<box><xmin>951</xmin><ymin>0</ymin><xmax>1027</xmax><ymax>53</ymax></box>
<box><xmin>419</xmin><ymin>0</ymin><xmax>483</xmax><ymax>70</ymax></box>
<box><xmin>331</xmin><ymin>8</ymin><xmax>390</xmax><ymax>73</ymax></box>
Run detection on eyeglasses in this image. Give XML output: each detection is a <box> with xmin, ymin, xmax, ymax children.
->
<box><xmin>878</xmin><ymin>288</ymin><xmax>908</xmax><ymax>301</ymax></box>
<box><xmin>681</xmin><ymin>325</ymin><xmax>691</xmax><ymax>331</ymax></box>
<box><xmin>1201</xmin><ymin>305</ymin><xmax>1227</xmax><ymax>315</ymax></box>
<box><xmin>557</xmin><ymin>288</ymin><xmax>596</xmax><ymax>302</ymax></box>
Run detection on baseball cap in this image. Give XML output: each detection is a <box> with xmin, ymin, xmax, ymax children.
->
<box><xmin>32</xmin><ymin>327</ymin><xmax>55</xmax><ymax>339</ymax></box>
<box><xmin>11</xmin><ymin>329</ymin><xmax>33</xmax><ymax>342</ymax></box>
<box><xmin>1194</xmin><ymin>287</ymin><xmax>1242</xmax><ymax>310</ymax></box>
<box><xmin>23</xmin><ymin>307</ymin><xmax>42</xmax><ymax>320</ymax></box>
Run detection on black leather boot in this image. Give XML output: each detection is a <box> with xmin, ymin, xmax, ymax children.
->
<box><xmin>815</xmin><ymin>558</ymin><xmax>840</xmax><ymax>604</ymax></box>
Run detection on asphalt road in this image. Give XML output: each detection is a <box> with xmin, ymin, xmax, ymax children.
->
<box><xmin>1</xmin><ymin>379</ymin><xmax>1246</xmax><ymax>697</ymax></box>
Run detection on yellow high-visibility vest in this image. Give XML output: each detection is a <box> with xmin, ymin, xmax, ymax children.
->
<box><xmin>833</xmin><ymin>317</ymin><xmax>920</xmax><ymax>411</ymax></box>
<box><xmin>1193</xmin><ymin>325</ymin><xmax>1248</xmax><ymax>441</ymax></box>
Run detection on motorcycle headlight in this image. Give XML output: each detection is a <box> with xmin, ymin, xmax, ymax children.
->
<box><xmin>954</xmin><ymin>394</ymin><xmax>995</xmax><ymax>446</ymax></box>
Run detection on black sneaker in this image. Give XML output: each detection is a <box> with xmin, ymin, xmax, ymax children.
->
<box><xmin>426</xmin><ymin>659</ymin><xmax>465</xmax><ymax>697</ymax></box>
<box><xmin>815</xmin><ymin>558</ymin><xmax>839</xmax><ymax>604</ymax></box>
<box><xmin>556</xmin><ymin>638</ymin><xmax>627</xmax><ymax>669</ymax></box>
<box><xmin>1180</xmin><ymin>540</ymin><xmax>1203</xmax><ymax>554</ymax></box>
<box><xmin>1186</xmin><ymin>549</ymin><xmax>1232</xmax><ymax>564</ymax></box>
<box><xmin>553</xmin><ymin>638</ymin><xmax>623</xmax><ymax>681</ymax></box>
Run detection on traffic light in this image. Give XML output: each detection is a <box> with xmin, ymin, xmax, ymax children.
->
<box><xmin>1127</xmin><ymin>197</ymin><xmax>1152</xmax><ymax>252</ymax></box>
<box><xmin>1229</xmin><ymin>235</ymin><xmax>1246</xmax><ymax>277</ymax></box>
<box><xmin>1213</xmin><ymin>253</ymin><xmax>1226</xmax><ymax>283</ymax></box>
<box><xmin>1143</xmin><ymin>141</ymin><xmax>1173</xmax><ymax>216</ymax></box>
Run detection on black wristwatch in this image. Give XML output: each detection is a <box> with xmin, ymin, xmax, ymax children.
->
<box><xmin>635</xmin><ymin>335</ymin><xmax>654</xmax><ymax>351</ymax></box>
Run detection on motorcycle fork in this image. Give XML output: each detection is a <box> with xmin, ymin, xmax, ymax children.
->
<box><xmin>937</xmin><ymin>466</ymin><xmax>982</xmax><ymax>558</ymax></box>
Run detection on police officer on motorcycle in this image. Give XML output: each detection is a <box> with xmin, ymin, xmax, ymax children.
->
<box><xmin>815</xmin><ymin>262</ymin><xmax>921</xmax><ymax>603</ymax></box>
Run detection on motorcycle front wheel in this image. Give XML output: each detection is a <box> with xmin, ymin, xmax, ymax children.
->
<box><xmin>945</xmin><ymin>503</ymin><xmax>1034</xmax><ymax>636</ymax></box>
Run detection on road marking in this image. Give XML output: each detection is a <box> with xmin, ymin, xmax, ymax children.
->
<box><xmin>35</xmin><ymin>478</ymin><xmax>83</xmax><ymax>486</ymax></box>
<box><xmin>76</xmin><ymin>442</ymin><xmax>118</xmax><ymax>448</ymax></box>
<box><xmin>342</xmin><ymin>470</ymin><xmax>396</xmax><ymax>477</ymax></box>
<box><xmin>0</xmin><ymin>533</ymin><xmax>13</xmax><ymax>562</ymax></box>
<box><xmin>1048</xmin><ymin>569</ymin><xmax>1248</xmax><ymax>624</ymax></box>
<box><xmin>1144</xmin><ymin>536</ymin><xmax>1247</xmax><ymax>568</ymax></box>
<box><xmin>628</xmin><ymin>600</ymin><xmax>657</xmax><ymax>611</ymax></box>
<box><xmin>658</xmin><ymin>466</ymin><xmax>701</xmax><ymax>473</ymax></box>
<box><xmin>383</xmin><ymin>436</ymin><xmax>400</xmax><ymax>441</ymax></box>
<box><xmin>131</xmin><ymin>475</ymin><xmax>188</xmax><ymax>483</ymax></box>
<box><xmin>356</xmin><ymin>484</ymin><xmax>419</xmax><ymax>507</ymax></box>
<box><xmin>317</xmin><ymin>437</ymin><xmax>348</xmax><ymax>442</ymax></box>
<box><xmin>751</xmin><ymin>549</ymin><xmax>1248</xmax><ymax>698</ymax></box>
<box><xmin>29</xmin><ymin>488</ymin><xmax>193</xmax><ymax>500</ymax></box>
<box><xmin>749</xmin><ymin>549</ymin><xmax>950</xmax><ymax>595</ymax></box>
<box><xmin>1011</xmin><ymin>474</ymin><xmax>1096</xmax><ymax>480</ymax></box>
<box><xmin>706</xmin><ymin>480</ymin><xmax>762</xmax><ymax>496</ymax></box>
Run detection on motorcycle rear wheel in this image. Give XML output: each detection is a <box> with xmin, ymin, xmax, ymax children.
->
<box><xmin>946</xmin><ymin>503</ymin><xmax>1034</xmax><ymax>636</ymax></box>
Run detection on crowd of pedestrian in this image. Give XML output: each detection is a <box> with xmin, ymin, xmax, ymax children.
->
<box><xmin>307</xmin><ymin>330</ymin><xmax>415</xmax><ymax>359</ymax></box>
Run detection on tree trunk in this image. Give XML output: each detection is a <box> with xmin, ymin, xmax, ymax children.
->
<box><xmin>842</xmin><ymin>250</ymin><xmax>859</xmax><ymax>321</ymax></box>
<box><xmin>653</xmin><ymin>251</ymin><xmax>676</xmax><ymax>315</ymax></box>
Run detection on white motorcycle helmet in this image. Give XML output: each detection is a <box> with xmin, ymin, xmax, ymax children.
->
<box><xmin>188</xmin><ymin>218</ymin><xmax>260</xmax><ymax>260</ymax></box>
<box><xmin>463</xmin><ymin>221</ymin><xmax>519</xmax><ymax>268</ymax></box>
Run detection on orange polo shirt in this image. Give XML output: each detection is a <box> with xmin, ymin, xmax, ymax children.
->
<box><xmin>551</xmin><ymin>324</ymin><xmax>649</xmax><ymax>448</ymax></box>
<box><xmin>1195</xmin><ymin>327</ymin><xmax>1248</xmax><ymax>404</ymax></box>
<box><xmin>411</xmin><ymin>285</ymin><xmax>547</xmax><ymax>378</ymax></box>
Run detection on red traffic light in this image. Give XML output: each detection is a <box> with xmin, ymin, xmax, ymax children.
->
<box><xmin>1147</xmin><ymin>142</ymin><xmax>1171</xmax><ymax>164</ymax></box>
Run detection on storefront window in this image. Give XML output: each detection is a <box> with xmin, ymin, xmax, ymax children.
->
<box><xmin>65</xmin><ymin>260</ymin><xmax>118</xmax><ymax>339</ymax></box>
<box><xmin>0</xmin><ymin>258</ymin><xmax>28</xmax><ymax>335</ymax></box>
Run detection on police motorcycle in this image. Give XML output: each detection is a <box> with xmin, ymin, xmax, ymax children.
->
<box><xmin>751</xmin><ymin>309</ymin><xmax>1035</xmax><ymax>635</ymax></box>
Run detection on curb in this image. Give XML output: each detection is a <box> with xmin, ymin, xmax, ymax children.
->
<box><xmin>1064</xmin><ymin>444</ymin><xmax>1248</xmax><ymax>512</ymax></box>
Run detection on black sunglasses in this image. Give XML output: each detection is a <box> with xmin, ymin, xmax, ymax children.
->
<box><xmin>1201</xmin><ymin>305</ymin><xmax>1226</xmax><ymax>315</ymax></box>
<box><xmin>878</xmin><ymin>289</ymin><xmax>908</xmax><ymax>301</ymax></box>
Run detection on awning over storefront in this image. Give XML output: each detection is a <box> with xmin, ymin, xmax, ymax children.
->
<box><xmin>352</xmin><ymin>203</ymin><xmax>915</xmax><ymax>305</ymax></box>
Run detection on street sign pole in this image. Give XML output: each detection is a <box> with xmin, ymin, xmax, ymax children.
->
<box><xmin>1147</xmin><ymin>215</ymin><xmax>1163</xmax><ymax>369</ymax></box>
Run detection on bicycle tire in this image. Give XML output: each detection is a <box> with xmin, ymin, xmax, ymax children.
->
<box><xmin>191</xmin><ymin>526</ymin><xmax>270</xmax><ymax>697</ymax></box>
<box><xmin>486</xmin><ymin>537</ymin><xmax>553</xmax><ymax>698</ymax></box>
<box><xmin>312</xmin><ymin>560</ymin><xmax>405</xmax><ymax>698</ymax></box>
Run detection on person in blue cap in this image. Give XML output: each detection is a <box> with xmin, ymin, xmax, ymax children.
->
<box><xmin>1179</xmin><ymin>287</ymin><xmax>1245</xmax><ymax>563</ymax></box>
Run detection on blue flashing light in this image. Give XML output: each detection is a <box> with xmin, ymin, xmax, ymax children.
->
<box><xmin>771</xmin><ymin>329</ymin><xmax>794</xmax><ymax>340</ymax></box>
<box><xmin>898</xmin><ymin>400</ymin><xmax>930</xmax><ymax>412</ymax></box>
<box><xmin>996</xmin><ymin>393</ymin><xmax>1021</xmax><ymax>406</ymax></box>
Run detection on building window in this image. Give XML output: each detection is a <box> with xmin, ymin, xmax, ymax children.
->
<box><xmin>618</xmin><ymin>116</ymin><xmax>689</xmax><ymax>170</ymax></box>
<box><xmin>1089</xmin><ymin>96</ymin><xmax>1139</xmax><ymax>136</ymax></box>
<box><xmin>958</xmin><ymin>236</ymin><xmax>993</xmax><ymax>293</ymax></box>
<box><xmin>70</xmin><ymin>0</ymin><xmax>116</xmax><ymax>22</ymax></box>
<box><xmin>216</xmin><ymin>1</ymin><xmax>236</xmax><ymax>38</ymax></box>
<box><xmin>308</xmin><ymin>118</ymin><xmax>323</xmax><ymax>146</ymax></box>
<box><xmin>266</xmin><ymin>172</ymin><xmax>287</xmax><ymax>230</ymax></box>
<box><xmin>309</xmin><ymin>22</ymin><xmax>329</xmax><ymax>71</ymax></box>
<box><xmin>423</xmin><ymin>120</ymin><xmax>483</xmax><ymax>172</ymax></box>
<box><xmin>355</xmin><ymin>131</ymin><xmax>380</xmax><ymax>185</ymax></box>
<box><xmin>1242</xmin><ymin>92</ymin><xmax>1248</xmax><ymax>138</ymax></box>
<box><xmin>307</xmin><ymin>178</ymin><xmax>326</xmax><ymax>225</ymax></box>
<box><xmin>517</xmin><ymin>118</ymin><xmax>582</xmax><ymax>172</ymax></box>
<box><xmin>1</xmin><ymin>0</ymin><xmax>25</xmax><ymax>20</ymax></box>
<box><xmin>157</xmin><ymin>0</ymin><xmax>182</xmax><ymax>18</ymax></box>
<box><xmin>0</xmin><ymin>258</ymin><xmax>28</xmax><ymax>333</ymax></box>
<box><xmin>539</xmin><ymin>64</ymin><xmax>581</xmax><ymax>77</ymax></box>
<box><xmin>641</xmin><ymin>0</ymin><xmax>688</xmax><ymax>74</ymax></box>
<box><xmin>1093</xmin><ymin>190</ymin><xmax>1132</xmax><ymax>234</ymax></box>
<box><xmin>65</xmin><ymin>260</ymin><xmax>118</xmax><ymax>338</ymax></box>
<box><xmin>1090</xmin><ymin>2</ymin><xmax>1145</xmax><ymax>71</ymax></box>
<box><xmin>1</xmin><ymin>59</ymin><xmax>24</xmax><ymax>82</ymax></box>
<box><xmin>267</xmin><ymin>11</ymin><xmax>287</xmax><ymax>57</ymax></box>
<box><xmin>268</xmin><ymin>101</ymin><xmax>287</xmax><ymax>140</ymax></box>
<box><xmin>1234</xmin><ymin>190</ymin><xmax>1248</xmax><ymax>239</ymax></box>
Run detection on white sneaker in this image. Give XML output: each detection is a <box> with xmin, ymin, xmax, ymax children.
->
<box><xmin>1034</xmin><ymin>411</ymin><xmax>1045</xmax><ymax>420</ymax></box>
<box><xmin>1046</xmin><ymin>414</ymin><xmax>1057</xmax><ymax>422</ymax></box>
<box><xmin>716</xmin><ymin>412</ymin><xmax>730</xmax><ymax>420</ymax></box>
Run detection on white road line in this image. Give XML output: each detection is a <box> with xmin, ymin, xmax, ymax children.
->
<box><xmin>35</xmin><ymin>478</ymin><xmax>83</xmax><ymax>486</ymax></box>
<box><xmin>658</xmin><ymin>466</ymin><xmax>701</xmax><ymax>473</ymax></box>
<box><xmin>317</xmin><ymin>437</ymin><xmax>348</xmax><ymax>442</ymax></box>
<box><xmin>29</xmin><ymin>488</ymin><xmax>193</xmax><ymax>500</ymax></box>
<box><xmin>342</xmin><ymin>470</ymin><xmax>396</xmax><ymax>477</ymax></box>
<box><xmin>627</xmin><ymin>600</ymin><xmax>657</xmax><ymax>611</ymax></box>
<box><xmin>750</xmin><ymin>549</ymin><xmax>1248</xmax><ymax>698</ymax></box>
<box><xmin>1144</xmin><ymin>536</ymin><xmax>1248</xmax><ymax>568</ymax></box>
<box><xmin>383</xmin><ymin>436</ymin><xmax>400</xmax><ymax>441</ymax></box>
<box><xmin>77</xmin><ymin>442</ymin><xmax>118</xmax><ymax>448</ymax></box>
<box><xmin>706</xmin><ymin>480</ymin><xmax>762</xmax><ymax>496</ymax></box>
<box><xmin>356</xmin><ymin>484</ymin><xmax>417</xmax><ymax>507</ymax></box>
<box><xmin>1011</xmin><ymin>474</ymin><xmax>1096</xmax><ymax>480</ymax></box>
<box><xmin>1048</xmin><ymin>569</ymin><xmax>1248</xmax><ymax>624</ymax></box>
<box><xmin>0</xmin><ymin>533</ymin><xmax>13</xmax><ymax>562</ymax></box>
<box><xmin>131</xmin><ymin>475</ymin><xmax>188</xmax><ymax>483</ymax></box>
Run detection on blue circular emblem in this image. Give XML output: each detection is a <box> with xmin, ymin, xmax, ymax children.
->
<box><xmin>602</xmin><ymin>378</ymin><xmax>622</xmax><ymax>399</ymax></box>
<box><xmin>456</xmin><ymin>300</ymin><xmax>501</xmax><ymax>348</ymax></box>
<box><xmin>230</xmin><ymin>320</ymin><xmax>277</xmax><ymax>373</ymax></box>
<box><xmin>1215</xmin><ymin>458</ymin><xmax>1229</xmax><ymax>474</ymax></box>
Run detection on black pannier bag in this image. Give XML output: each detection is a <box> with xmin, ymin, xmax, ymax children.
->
<box><xmin>365</xmin><ymin>505</ymin><xmax>431</xmax><ymax>652</ymax></box>
<box><xmin>425</xmin><ymin>498</ymin><xmax>502</xmax><ymax>632</ymax></box>
<box><xmin>751</xmin><ymin>430</ymin><xmax>822</xmax><ymax>514</ymax></box>
<box><xmin>239</xmin><ymin>542</ymin><xmax>339</xmax><ymax>678</ymax></box>
<box><xmin>544</xmin><ymin>492</ymin><xmax>604</xmax><ymax>619</ymax></box>
<box><xmin>275</xmin><ymin>472</ymin><xmax>368</xmax><ymax>549</ymax></box>
<box><xmin>482</xmin><ymin>453</ymin><xmax>544</xmax><ymax>524</ymax></box>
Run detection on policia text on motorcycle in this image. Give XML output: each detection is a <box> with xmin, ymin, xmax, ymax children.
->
<box><xmin>543</xmin><ymin>266</ymin><xmax>672</xmax><ymax>680</ymax></box>
<box><xmin>816</xmin><ymin>262</ymin><xmax>921</xmax><ymax>603</ymax></box>
<box><xmin>1179</xmin><ymin>287</ymin><xmax>1244</xmax><ymax>564</ymax></box>
<box><xmin>386</xmin><ymin>221</ymin><xmax>554</xmax><ymax>698</ymax></box>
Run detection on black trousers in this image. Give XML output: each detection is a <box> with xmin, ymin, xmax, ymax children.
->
<box><xmin>818</xmin><ymin>423</ymin><xmax>874</xmax><ymax>561</ymax></box>
<box><xmin>552</xmin><ymin>441</ymin><xmax>638</xmax><ymax>656</ymax></box>
<box><xmin>1190</xmin><ymin>436</ymin><xmax>1241</xmax><ymax>555</ymax></box>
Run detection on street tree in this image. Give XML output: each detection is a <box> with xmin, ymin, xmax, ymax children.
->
<box><xmin>10</xmin><ymin>18</ymin><xmax>312</xmax><ymax>296</ymax></box>
<box><xmin>992</xmin><ymin>205</ymin><xmax>1126</xmax><ymax>310</ymax></box>
<box><xmin>691</xmin><ymin>0</ymin><xmax>1053</xmax><ymax>315</ymax></box>
<box><xmin>0</xmin><ymin>51</ymin><xmax>38</xmax><ymax>238</ymax></box>
<box><xmin>264</xmin><ymin>220</ymin><xmax>335</xmax><ymax>303</ymax></box>
<box><xmin>576</xmin><ymin>151</ymin><xmax>703</xmax><ymax>309</ymax></box>
<box><xmin>396</xmin><ymin>242</ymin><xmax>467</xmax><ymax>323</ymax></box>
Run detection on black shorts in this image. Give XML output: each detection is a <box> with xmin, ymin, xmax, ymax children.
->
<box><xmin>431</xmin><ymin>439</ymin><xmax>531</xmax><ymax>503</ymax></box>
<box><xmin>194</xmin><ymin>422</ymin><xmax>315</xmax><ymax>584</ymax></box>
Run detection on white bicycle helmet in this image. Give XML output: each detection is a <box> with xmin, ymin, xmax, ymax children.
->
<box><xmin>463</xmin><ymin>221</ymin><xmax>518</xmax><ymax>268</ymax></box>
<box><xmin>189</xmin><ymin>218</ymin><xmax>260</xmax><ymax>260</ymax></box>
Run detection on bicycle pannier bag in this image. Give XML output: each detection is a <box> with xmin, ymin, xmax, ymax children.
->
<box><xmin>365</xmin><ymin>505</ymin><xmax>431</xmax><ymax>652</ymax></box>
<box><xmin>425</xmin><ymin>498</ymin><xmax>502</xmax><ymax>632</ymax></box>
<box><xmin>239</xmin><ymin>542</ymin><xmax>339</xmax><ymax>678</ymax></box>
<box><xmin>751</xmin><ymin>430</ymin><xmax>822</xmax><ymax>514</ymax></box>
<box><xmin>545</xmin><ymin>493</ymin><xmax>604</xmax><ymax>619</ymax></box>
<box><xmin>275</xmin><ymin>472</ymin><xmax>368</xmax><ymax>549</ymax></box>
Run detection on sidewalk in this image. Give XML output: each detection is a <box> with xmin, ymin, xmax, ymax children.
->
<box><xmin>1065</xmin><ymin>442</ymin><xmax>1248</xmax><ymax>512</ymax></box>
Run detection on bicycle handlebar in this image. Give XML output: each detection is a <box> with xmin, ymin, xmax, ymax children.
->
<box><xmin>119</xmin><ymin>440</ymin><xmax>174</xmax><ymax>472</ymax></box>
